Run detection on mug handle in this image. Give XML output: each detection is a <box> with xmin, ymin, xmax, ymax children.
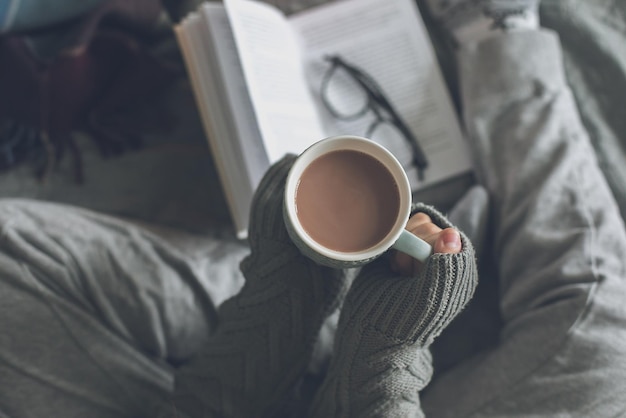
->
<box><xmin>392</xmin><ymin>229</ymin><xmax>432</xmax><ymax>263</ymax></box>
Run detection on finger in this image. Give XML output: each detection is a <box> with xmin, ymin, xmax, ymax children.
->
<box><xmin>433</xmin><ymin>227</ymin><xmax>462</xmax><ymax>254</ymax></box>
<box><xmin>407</xmin><ymin>221</ymin><xmax>443</xmax><ymax>247</ymax></box>
<box><xmin>391</xmin><ymin>248</ymin><xmax>413</xmax><ymax>275</ymax></box>
<box><xmin>391</xmin><ymin>220</ymin><xmax>442</xmax><ymax>275</ymax></box>
<box><xmin>406</xmin><ymin>212</ymin><xmax>433</xmax><ymax>231</ymax></box>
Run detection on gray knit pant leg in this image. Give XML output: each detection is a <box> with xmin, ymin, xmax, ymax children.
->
<box><xmin>0</xmin><ymin>199</ymin><xmax>245</xmax><ymax>417</ymax></box>
<box><xmin>422</xmin><ymin>30</ymin><xmax>626</xmax><ymax>417</ymax></box>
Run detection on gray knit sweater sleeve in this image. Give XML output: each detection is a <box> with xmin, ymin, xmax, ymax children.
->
<box><xmin>309</xmin><ymin>203</ymin><xmax>478</xmax><ymax>418</ymax></box>
<box><xmin>165</xmin><ymin>156</ymin><xmax>348</xmax><ymax>418</ymax></box>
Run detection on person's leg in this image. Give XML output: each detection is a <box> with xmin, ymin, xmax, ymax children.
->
<box><xmin>422</xmin><ymin>3</ymin><xmax>626</xmax><ymax>416</ymax></box>
<box><xmin>0</xmin><ymin>199</ymin><xmax>244</xmax><ymax>417</ymax></box>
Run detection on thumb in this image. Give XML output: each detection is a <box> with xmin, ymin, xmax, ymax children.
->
<box><xmin>434</xmin><ymin>228</ymin><xmax>462</xmax><ymax>254</ymax></box>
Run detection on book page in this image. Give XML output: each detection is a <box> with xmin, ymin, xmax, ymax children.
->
<box><xmin>176</xmin><ymin>4</ymin><xmax>271</xmax><ymax>238</ymax></box>
<box><xmin>224</xmin><ymin>0</ymin><xmax>325</xmax><ymax>162</ymax></box>
<box><xmin>200</xmin><ymin>4</ymin><xmax>270</xmax><ymax>193</ymax></box>
<box><xmin>289</xmin><ymin>0</ymin><xmax>473</xmax><ymax>190</ymax></box>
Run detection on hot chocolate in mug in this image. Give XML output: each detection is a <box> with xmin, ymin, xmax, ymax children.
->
<box><xmin>283</xmin><ymin>135</ymin><xmax>432</xmax><ymax>268</ymax></box>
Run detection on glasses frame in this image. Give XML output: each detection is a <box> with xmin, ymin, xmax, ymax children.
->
<box><xmin>321</xmin><ymin>55</ymin><xmax>429</xmax><ymax>180</ymax></box>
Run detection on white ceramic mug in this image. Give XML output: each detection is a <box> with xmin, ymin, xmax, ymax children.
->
<box><xmin>283</xmin><ymin>135</ymin><xmax>432</xmax><ymax>268</ymax></box>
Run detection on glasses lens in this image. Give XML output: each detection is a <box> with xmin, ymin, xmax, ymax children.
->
<box><xmin>322</xmin><ymin>65</ymin><xmax>369</xmax><ymax>119</ymax></box>
<box><xmin>369</xmin><ymin>121</ymin><xmax>415</xmax><ymax>169</ymax></box>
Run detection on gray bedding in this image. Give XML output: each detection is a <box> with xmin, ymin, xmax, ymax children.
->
<box><xmin>542</xmin><ymin>0</ymin><xmax>626</xmax><ymax>223</ymax></box>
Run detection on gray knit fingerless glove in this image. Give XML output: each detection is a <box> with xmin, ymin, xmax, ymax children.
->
<box><xmin>169</xmin><ymin>156</ymin><xmax>348</xmax><ymax>418</ymax></box>
<box><xmin>309</xmin><ymin>203</ymin><xmax>478</xmax><ymax>418</ymax></box>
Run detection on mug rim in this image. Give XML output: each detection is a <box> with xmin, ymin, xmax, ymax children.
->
<box><xmin>284</xmin><ymin>135</ymin><xmax>412</xmax><ymax>262</ymax></box>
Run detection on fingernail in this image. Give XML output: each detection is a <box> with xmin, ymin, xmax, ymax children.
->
<box><xmin>443</xmin><ymin>230</ymin><xmax>461</xmax><ymax>250</ymax></box>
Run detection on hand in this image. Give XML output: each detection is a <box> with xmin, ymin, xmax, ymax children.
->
<box><xmin>330</xmin><ymin>205</ymin><xmax>477</xmax><ymax>348</ymax></box>
<box><xmin>391</xmin><ymin>212</ymin><xmax>463</xmax><ymax>276</ymax></box>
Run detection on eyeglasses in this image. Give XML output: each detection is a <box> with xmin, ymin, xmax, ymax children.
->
<box><xmin>320</xmin><ymin>55</ymin><xmax>429</xmax><ymax>180</ymax></box>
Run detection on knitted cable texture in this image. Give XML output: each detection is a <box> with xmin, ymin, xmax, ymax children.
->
<box><xmin>169</xmin><ymin>155</ymin><xmax>348</xmax><ymax>418</ymax></box>
<box><xmin>309</xmin><ymin>203</ymin><xmax>478</xmax><ymax>417</ymax></box>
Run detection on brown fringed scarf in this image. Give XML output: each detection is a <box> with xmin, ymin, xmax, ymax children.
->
<box><xmin>0</xmin><ymin>0</ymin><xmax>180</xmax><ymax>182</ymax></box>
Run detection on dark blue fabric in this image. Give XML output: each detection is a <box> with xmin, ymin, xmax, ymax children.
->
<box><xmin>0</xmin><ymin>0</ymin><xmax>14</xmax><ymax>31</ymax></box>
<box><xmin>0</xmin><ymin>0</ymin><xmax>103</xmax><ymax>33</ymax></box>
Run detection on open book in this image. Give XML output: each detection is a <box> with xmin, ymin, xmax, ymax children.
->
<box><xmin>175</xmin><ymin>0</ymin><xmax>472</xmax><ymax>239</ymax></box>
